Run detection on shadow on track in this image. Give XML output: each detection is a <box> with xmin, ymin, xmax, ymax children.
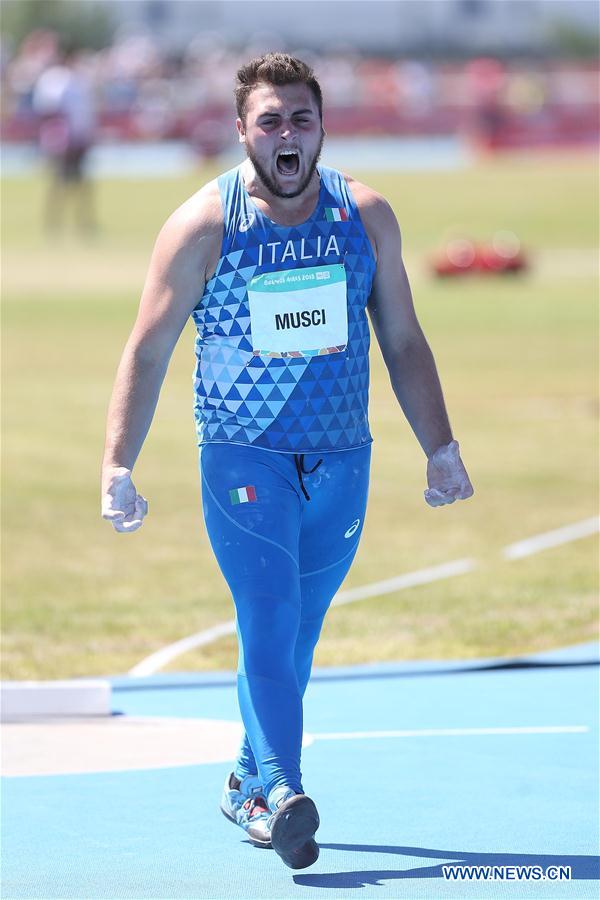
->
<box><xmin>293</xmin><ymin>844</ymin><xmax>600</xmax><ymax>888</ymax></box>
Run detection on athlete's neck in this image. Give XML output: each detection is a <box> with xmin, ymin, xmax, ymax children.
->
<box><xmin>241</xmin><ymin>160</ymin><xmax>321</xmax><ymax>227</ymax></box>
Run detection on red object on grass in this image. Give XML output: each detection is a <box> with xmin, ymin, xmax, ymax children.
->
<box><xmin>432</xmin><ymin>233</ymin><xmax>528</xmax><ymax>277</ymax></box>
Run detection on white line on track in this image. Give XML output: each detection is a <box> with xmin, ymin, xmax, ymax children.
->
<box><xmin>311</xmin><ymin>726</ymin><xmax>589</xmax><ymax>740</ymax></box>
<box><xmin>128</xmin><ymin>516</ymin><xmax>598</xmax><ymax>677</ymax></box>
<box><xmin>331</xmin><ymin>558</ymin><xmax>475</xmax><ymax>607</ymax></box>
<box><xmin>502</xmin><ymin>516</ymin><xmax>599</xmax><ymax>560</ymax></box>
<box><xmin>127</xmin><ymin>558</ymin><xmax>475</xmax><ymax>677</ymax></box>
<box><xmin>128</xmin><ymin>621</ymin><xmax>237</xmax><ymax>677</ymax></box>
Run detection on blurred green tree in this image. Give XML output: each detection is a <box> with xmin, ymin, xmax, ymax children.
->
<box><xmin>1</xmin><ymin>0</ymin><xmax>114</xmax><ymax>52</ymax></box>
<box><xmin>547</xmin><ymin>21</ymin><xmax>600</xmax><ymax>58</ymax></box>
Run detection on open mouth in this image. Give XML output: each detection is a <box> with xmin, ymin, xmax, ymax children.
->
<box><xmin>276</xmin><ymin>149</ymin><xmax>300</xmax><ymax>176</ymax></box>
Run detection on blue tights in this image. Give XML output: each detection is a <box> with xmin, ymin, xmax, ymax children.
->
<box><xmin>200</xmin><ymin>441</ymin><xmax>371</xmax><ymax>801</ymax></box>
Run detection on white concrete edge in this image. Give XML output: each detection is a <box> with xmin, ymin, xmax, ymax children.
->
<box><xmin>1</xmin><ymin>679</ymin><xmax>112</xmax><ymax>721</ymax></box>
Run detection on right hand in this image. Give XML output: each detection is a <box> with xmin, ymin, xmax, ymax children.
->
<box><xmin>101</xmin><ymin>467</ymin><xmax>148</xmax><ymax>533</ymax></box>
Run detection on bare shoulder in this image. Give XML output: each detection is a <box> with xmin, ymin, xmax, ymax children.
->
<box><xmin>150</xmin><ymin>178</ymin><xmax>223</xmax><ymax>279</ymax></box>
<box><xmin>343</xmin><ymin>173</ymin><xmax>401</xmax><ymax>255</ymax></box>
<box><xmin>160</xmin><ymin>178</ymin><xmax>223</xmax><ymax>246</ymax></box>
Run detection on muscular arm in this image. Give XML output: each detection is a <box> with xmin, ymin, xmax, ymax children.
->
<box><xmin>349</xmin><ymin>177</ymin><xmax>473</xmax><ymax>506</ymax></box>
<box><xmin>351</xmin><ymin>181</ymin><xmax>451</xmax><ymax>457</ymax></box>
<box><xmin>101</xmin><ymin>183</ymin><xmax>222</xmax><ymax>498</ymax></box>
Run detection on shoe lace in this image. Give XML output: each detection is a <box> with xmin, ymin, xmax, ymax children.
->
<box><xmin>243</xmin><ymin>795</ymin><xmax>269</xmax><ymax>819</ymax></box>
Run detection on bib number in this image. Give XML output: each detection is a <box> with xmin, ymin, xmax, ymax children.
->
<box><xmin>247</xmin><ymin>264</ymin><xmax>348</xmax><ymax>358</ymax></box>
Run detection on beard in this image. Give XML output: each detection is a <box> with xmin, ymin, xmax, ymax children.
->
<box><xmin>245</xmin><ymin>132</ymin><xmax>324</xmax><ymax>199</ymax></box>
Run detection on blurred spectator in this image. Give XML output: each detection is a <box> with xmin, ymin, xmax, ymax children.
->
<box><xmin>1</xmin><ymin>27</ymin><xmax>597</xmax><ymax>156</ymax></box>
<box><xmin>32</xmin><ymin>46</ymin><xmax>97</xmax><ymax>234</ymax></box>
<box><xmin>464</xmin><ymin>56</ymin><xmax>507</xmax><ymax>150</ymax></box>
<box><xmin>4</xmin><ymin>29</ymin><xmax>59</xmax><ymax>126</ymax></box>
<box><xmin>395</xmin><ymin>60</ymin><xmax>436</xmax><ymax>120</ymax></box>
<box><xmin>505</xmin><ymin>68</ymin><xmax>547</xmax><ymax>117</ymax></box>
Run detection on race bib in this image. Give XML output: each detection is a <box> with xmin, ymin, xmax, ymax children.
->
<box><xmin>247</xmin><ymin>264</ymin><xmax>348</xmax><ymax>358</ymax></box>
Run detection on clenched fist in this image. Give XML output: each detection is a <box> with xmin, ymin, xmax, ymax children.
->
<box><xmin>101</xmin><ymin>467</ymin><xmax>148</xmax><ymax>533</ymax></box>
<box><xmin>424</xmin><ymin>440</ymin><xmax>474</xmax><ymax>508</ymax></box>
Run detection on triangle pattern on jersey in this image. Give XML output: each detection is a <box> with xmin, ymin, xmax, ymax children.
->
<box><xmin>191</xmin><ymin>164</ymin><xmax>376</xmax><ymax>452</ymax></box>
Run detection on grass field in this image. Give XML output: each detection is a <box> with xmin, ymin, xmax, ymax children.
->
<box><xmin>2</xmin><ymin>151</ymin><xmax>598</xmax><ymax>679</ymax></box>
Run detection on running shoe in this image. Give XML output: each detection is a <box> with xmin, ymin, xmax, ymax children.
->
<box><xmin>268</xmin><ymin>788</ymin><xmax>320</xmax><ymax>869</ymax></box>
<box><xmin>220</xmin><ymin>772</ymin><xmax>272</xmax><ymax>848</ymax></box>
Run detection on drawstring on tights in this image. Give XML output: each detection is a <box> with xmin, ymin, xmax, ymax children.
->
<box><xmin>294</xmin><ymin>454</ymin><xmax>323</xmax><ymax>501</ymax></box>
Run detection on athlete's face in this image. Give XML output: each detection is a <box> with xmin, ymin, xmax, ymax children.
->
<box><xmin>237</xmin><ymin>82</ymin><xmax>324</xmax><ymax>199</ymax></box>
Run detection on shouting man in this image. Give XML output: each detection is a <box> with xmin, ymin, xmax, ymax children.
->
<box><xmin>101</xmin><ymin>53</ymin><xmax>473</xmax><ymax>870</ymax></box>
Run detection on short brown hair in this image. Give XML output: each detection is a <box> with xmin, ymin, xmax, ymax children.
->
<box><xmin>235</xmin><ymin>53</ymin><xmax>323</xmax><ymax>123</ymax></box>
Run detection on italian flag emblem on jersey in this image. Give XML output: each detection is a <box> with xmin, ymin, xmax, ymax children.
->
<box><xmin>229</xmin><ymin>485</ymin><xmax>257</xmax><ymax>505</ymax></box>
<box><xmin>324</xmin><ymin>207</ymin><xmax>349</xmax><ymax>222</ymax></box>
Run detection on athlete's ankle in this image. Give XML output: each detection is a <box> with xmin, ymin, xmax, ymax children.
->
<box><xmin>267</xmin><ymin>784</ymin><xmax>303</xmax><ymax>812</ymax></box>
<box><xmin>233</xmin><ymin>768</ymin><xmax>258</xmax><ymax>784</ymax></box>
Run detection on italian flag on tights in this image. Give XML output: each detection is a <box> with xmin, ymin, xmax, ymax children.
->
<box><xmin>229</xmin><ymin>485</ymin><xmax>257</xmax><ymax>505</ymax></box>
<box><xmin>324</xmin><ymin>207</ymin><xmax>349</xmax><ymax>222</ymax></box>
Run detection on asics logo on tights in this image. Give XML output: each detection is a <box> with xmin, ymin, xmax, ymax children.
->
<box><xmin>344</xmin><ymin>519</ymin><xmax>360</xmax><ymax>539</ymax></box>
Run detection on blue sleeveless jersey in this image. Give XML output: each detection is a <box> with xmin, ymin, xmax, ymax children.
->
<box><xmin>191</xmin><ymin>164</ymin><xmax>376</xmax><ymax>453</ymax></box>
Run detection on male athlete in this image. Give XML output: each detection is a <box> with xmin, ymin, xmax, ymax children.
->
<box><xmin>101</xmin><ymin>54</ymin><xmax>473</xmax><ymax>870</ymax></box>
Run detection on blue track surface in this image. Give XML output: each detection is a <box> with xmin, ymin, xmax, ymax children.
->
<box><xmin>3</xmin><ymin>644</ymin><xmax>599</xmax><ymax>899</ymax></box>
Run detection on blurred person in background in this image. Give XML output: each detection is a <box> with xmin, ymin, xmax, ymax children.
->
<box><xmin>4</xmin><ymin>29</ymin><xmax>59</xmax><ymax>121</ymax></box>
<box><xmin>464</xmin><ymin>56</ymin><xmax>508</xmax><ymax>152</ymax></box>
<box><xmin>101</xmin><ymin>52</ymin><xmax>473</xmax><ymax>870</ymax></box>
<box><xmin>33</xmin><ymin>45</ymin><xmax>97</xmax><ymax>235</ymax></box>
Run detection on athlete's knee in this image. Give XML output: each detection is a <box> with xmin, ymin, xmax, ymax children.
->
<box><xmin>235</xmin><ymin>587</ymin><xmax>300</xmax><ymax>675</ymax></box>
<box><xmin>297</xmin><ymin>611</ymin><xmax>326</xmax><ymax>644</ymax></box>
<box><xmin>235</xmin><ymin>584</ymin><xmax>300</xmax><ymax>632</ymax></box>
<box><xmin>293</xmin><ymin>613</ymin><xmax>326</xmax><ymax>690</ymax></box>
<box><xmin>299</xmin><ymin>579</ymin><xmax>336</xmax><ymax>622</ymax></box>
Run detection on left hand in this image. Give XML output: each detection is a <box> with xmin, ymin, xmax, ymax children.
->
<box><xmin>424</xmin><ymin>439</ymin><xmax>474</xmax><ymax>508</ymax></box>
